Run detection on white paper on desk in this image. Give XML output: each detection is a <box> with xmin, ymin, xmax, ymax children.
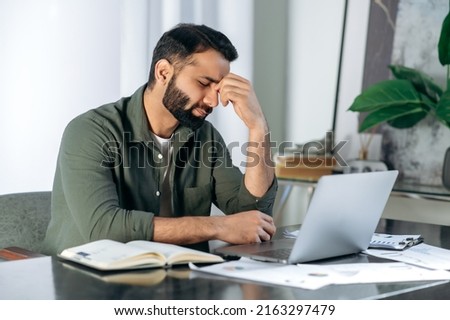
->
<box><xmin>283</xmin><ymin>229</ymin><xmax>299</xmax><ymax>239</ymax></box>
<box><xmin>190</xmin><ymin>258</ymin><xmax>335</xmax><ymax>290</ymax></box>
<box><xmin>365</xmin><ymin>243</ymin><xmax>450</xmax><ymax>270</ymax></box>
<box><xmin>320</xmin><ymin>262</ymin><xmax>450</xmax><ymax>285</ymax></box>
<box><xmin>189</xmin><ymin>258</ymin><xmax>450</xmax><ymax>290</ymax></box>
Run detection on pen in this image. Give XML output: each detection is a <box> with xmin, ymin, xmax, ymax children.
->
<box><xmin>406</xmin><ymin>237</ymin><xmax>424</xmax><ymax>247</ymax></box>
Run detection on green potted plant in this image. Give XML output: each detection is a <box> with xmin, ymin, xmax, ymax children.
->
<box><xmin>348</xmin><ymin>9</ymin><xmax>450</xmax><ymax>188</ymax></box>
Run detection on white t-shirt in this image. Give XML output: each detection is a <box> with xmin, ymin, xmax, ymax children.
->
<box><xmin>150</xmin><ymin>132</ymin><xmax>173</xmax><ymax>217</ymax></box>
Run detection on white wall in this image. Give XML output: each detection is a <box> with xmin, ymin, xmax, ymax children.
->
<box><xmin>0</xmin><ymin>0</ymin><xmax>254</xmax><ymax>195</ymax></box>
<box><xmin>0</xmin><ymin>0</ymin><xmax>122</xmax><ymax>194</ymax></box>
<box><xmin>0</xmin><ymin>0</ymin><xmax>370</xmax><ymax>196</ymax></box>
<box><xmin>279</xmin><ymin>0</ymin><xmax>372</xmax><ymax>226</ymax></box>
<box><xmin>210</xmin><ymin>0</ymin><xmax>253</xmax><ymax>169</ymax></box>
<box><xmin>286</xmin><ymin>0</ymin><xmax>345</xmax><ymax>144</ymax></box>
<box><xmin>120</xmin><ymin>0</ymin><xmax>150</xmax><ymax>98</ymax></box>
<box><xmin>285</xmin><ymin>0</ymin><xmax>371</xmax><ymax>152</ymax></box>
<box><xmin>334</xmin><ymin>0</ymin><xmax>371</xmax><ymax>161</ymax></box>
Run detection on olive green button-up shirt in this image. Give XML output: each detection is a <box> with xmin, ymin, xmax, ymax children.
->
<box><xmin>42</xmin><ymin>85</ymin><xmax>277</xmax><ymax>255</ymax></box>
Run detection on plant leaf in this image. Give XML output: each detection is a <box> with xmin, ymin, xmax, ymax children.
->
<box><xmin>419</xmin><ymin>93</ymin><xmax>437</xmax><ymax>110</ymax></box>
<box><xmin>359</xmin><ymin>104</ymin><xmax>427</xmax><ymax>132</ymax></box>
<box><xmin>438</xmin><ymin>11</ymin><xmax>450</xmax><ymax>66</ymax></box>
<box><xmin>436</xmin><ymin>89</ymin><xmax>450</xmax><ymax>128</ymax></box>
<box><xmin>389</xmin><ymin>65</ymin><xmax>443</xmax><ymax>102</ymax></box>
<box><xmin>387</xmin><ymin>111</ymin><xmax>428</xmax><ymax>129</ymax></box>
<box><xmin>348</xmin><ymin>80</ymin><xmax>422</xmax><ymax>112</ymax></box>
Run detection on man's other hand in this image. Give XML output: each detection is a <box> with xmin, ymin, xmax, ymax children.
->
<box><xmin>217</xmin><ymin>210</ymin><xmax>276</xmax><ymax>244</ymax></box>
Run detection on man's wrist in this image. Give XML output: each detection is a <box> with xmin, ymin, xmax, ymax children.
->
<box><xmin>248</xmin><ymin>119</ymin><xmax>269</xmax><ymax>139</ymax></box>
<box><xmin>153</xmin><ymin>216</ymin><xmax>224</xmax><ymax>244</ymax></box>
<box><xmin>208</xmin><ymin>215</ymin><xmax>225</xmax><ymax>241</ymax></box>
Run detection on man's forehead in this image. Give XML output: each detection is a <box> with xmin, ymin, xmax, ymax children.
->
<box><xmin>186</xmin><ymin>51</ymin><xmax>230</xmax><ymax>79</ymax></box>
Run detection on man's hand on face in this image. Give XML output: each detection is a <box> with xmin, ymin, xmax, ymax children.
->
<box><xmin>214</xmin><ymin>73</ymin><xmax>267</xmax><ymax>132</ymax></box>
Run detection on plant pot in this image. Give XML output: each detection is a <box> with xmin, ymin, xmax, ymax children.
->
<box><xmin>344</xmin><ymin>159</ymin><xmax>388</xmax><ymax>174</ymax></box>
<box><xmin>443</xmin><ymin>147</ymin><xmax>450</xmax><ymax>189</ymax></box>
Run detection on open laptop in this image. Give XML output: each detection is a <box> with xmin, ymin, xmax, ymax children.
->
<box><xmin>215</xmin><ymin>170</ymin><xmax>399</xmax><ymax>264</ymax></box>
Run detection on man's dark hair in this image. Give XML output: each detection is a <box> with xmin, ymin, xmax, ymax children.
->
<box><xmin>147</xmin><ymin>23</ymin><xmax>238</xmax><ymax>89</ymax></box>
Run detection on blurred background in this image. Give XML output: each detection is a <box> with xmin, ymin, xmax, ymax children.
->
<box><xmin>1</xmin><ymin>0</ymin><xmax>370</xmax><ymax>195</ymax></box>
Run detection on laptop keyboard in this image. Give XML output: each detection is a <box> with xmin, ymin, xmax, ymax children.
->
<box><xmin>256</xmin><ymin>248</ymin><xmax>292</xmax><ymax>260</ymax></box>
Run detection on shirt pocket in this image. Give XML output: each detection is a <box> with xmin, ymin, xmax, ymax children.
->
<box><xmin>182</xmin><ymin>182</ymin><xmax>213</xmax><ymax>216</ymax></box>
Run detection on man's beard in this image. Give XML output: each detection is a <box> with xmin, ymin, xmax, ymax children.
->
<box><xmin>162</xmin><ymin>77</ymin><xmax>212</xmax><ymax>130</ymax></box>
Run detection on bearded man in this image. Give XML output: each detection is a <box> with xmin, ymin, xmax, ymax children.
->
<box><xmin>43</xmin><ymin>23</ymin><xmax>277</xmax><ymax>255</ymax></box>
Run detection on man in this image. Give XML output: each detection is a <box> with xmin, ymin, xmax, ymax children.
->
<box><xmin>42</xmin><ymin>23</ymin><xmax>277</xmax><ymax>255</ymax></box>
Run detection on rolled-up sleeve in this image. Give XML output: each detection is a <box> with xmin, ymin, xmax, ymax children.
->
<box><xmin>211</xmin><ymin>131</ymin><xmax>278</xmax><ymax>216</ymax></box>
<box><xmin>44</xmin><ymin>114</ymin><xmax>155</xmax><ymax>255</ymax></box>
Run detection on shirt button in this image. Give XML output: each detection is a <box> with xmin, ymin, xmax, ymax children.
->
<box><xmin>156</xmin><ymin>191</ymin><xmax>161</xmax><ymax>196</ymax></box>
<box><xmin>158</xmin><ymin>154</ymin><xmax>163</xmax><ymax>159</ymax></box>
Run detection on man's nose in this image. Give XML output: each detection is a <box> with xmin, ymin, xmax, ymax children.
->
<box><xmin>203</xmin><ymin>86</ymin><xmax>219</xmax><ymax>107</ymax></box>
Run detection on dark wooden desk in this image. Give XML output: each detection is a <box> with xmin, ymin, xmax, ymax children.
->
<box><xmin>1</xmin><ymin>219</ymin><xmax>450</xmax><ymax>300</ymax></box>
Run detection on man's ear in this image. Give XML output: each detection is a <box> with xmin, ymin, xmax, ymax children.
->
<box><xmin>154</xmin><ymin>59</ymin><xmax>174</xmax><ymax>85</ymax></box>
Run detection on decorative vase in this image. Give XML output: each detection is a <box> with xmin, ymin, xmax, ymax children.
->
<box><xmin>443</xmin><ymin>147</ymin><xmax>450</xmax><ymax>189</ymax></box>
<box><xmin>343</xmin><ymin>133</ymin><xmax>387</xmax><ymax>174</ymax></box>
